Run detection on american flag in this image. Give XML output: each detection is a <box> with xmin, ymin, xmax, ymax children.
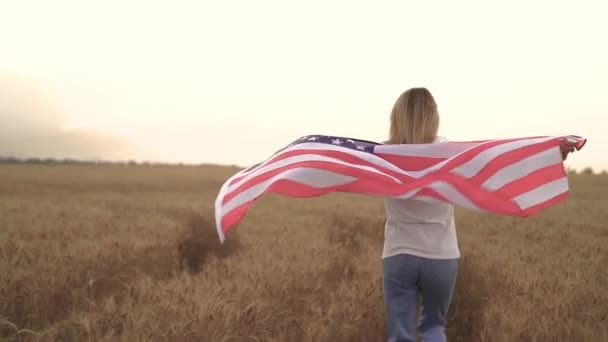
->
<box><xmin>214</xmin><ymin>134</ymin><xmax>586</xmax><ymax>242</ymax></box>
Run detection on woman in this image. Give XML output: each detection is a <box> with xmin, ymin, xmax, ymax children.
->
<box><xmin>381</xmin><ymin>88</ymin><xmax>578</xmax><ymax>342</ymax></box>
<box><xmin>382</xmin><ymin>87</ymin><xmax>458</xmax><ymax>342</ymax></box>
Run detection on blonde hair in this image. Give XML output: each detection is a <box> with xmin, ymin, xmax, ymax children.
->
<box><xmin>388</xmin><ymin>87</ymin><xmax>439</xmax><ymax>144</ymax></box>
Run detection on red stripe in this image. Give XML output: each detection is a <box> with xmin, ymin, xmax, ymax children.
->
<box><xmin>576</xmin><ymin>138</ymin><xmax>587</xmax><ymax>149</ymax></box>
<box><xmin>225</xmin><ymin>169</ymin><xmax>523</xmax><ymax>223</ymax></box>
<box><xmin>468</xmin><ymin>139</ymin><xmax>560</xmax><ymax>185</ymax></box>
<box><xmin>220</xmin><ymin>168</ymin><xmax>563</xmax><ymax>236</ymax></box>
<box><xmin>375</xmin><ymin>154</ymin><xmax>446</xmax><ymax>171</ymax></box>
<box><xmin>229</xmin><ymin>148</ymin><xmax>416</xmax><ymax>186</ymax></box>
<box><xmin>221</xmin><ymin>177</ymin><xmax>456</xmax><ymax>236</ymax></box>
<box><xmin>223</xmin><ymin>158</ymin><xmax>529</xmax><ymax>213</ymax></box>
<box><xmin>221</xmin><ymin>178</ymin><xmax>571</xmax><ymax>237</ymax></box>
<box><xmin>494</xmin><ymin>164</ymin><xmax>566</xmax><ymax>199</ymax></box>
<box><xmin>231</xmin><ymin>137</ymin><xmax>538</xmax><ymax>189</ymax></box>
<box><xmin>225</xmin><ymin>152</ymin><xmax>527</xmax><ymax>210</ymax></box>
<box><xmin>221</xmin><ymin>178</ymin><xmax>410</xmax><ymax>235</ymax></box>
<box><xmin>221</xmin><ymin>181</ymin><xmax>340</xmax><ymax>236</ymax></box>
<box><xmin>223</xmin><ymin>160</ymin><xmax>409</xmax><ymax>205</ymax></box>
<box><xmin>436</xmin><ymin>173</ymin><xmax>521</xmax><ymax>215</ymax></box>
<box><xmin>430</xmin><ymin>137</ymin><xmax>534</xmax><ymax>173</ymax></box>
<box><xmin>221</xmin><ymin>201</ymin><xmax>251</xmax><ymax>236</ymax></box>
<box><xmin>446</xmin><ymin>136</ymin><xmax>547</xmax><ymax>144</ymax></box>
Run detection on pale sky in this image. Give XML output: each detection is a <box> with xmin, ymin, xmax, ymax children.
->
<box><xmin>0</xmin><ymin>0</ymin><xmax>606</xmax><ymax>170</ymax></box>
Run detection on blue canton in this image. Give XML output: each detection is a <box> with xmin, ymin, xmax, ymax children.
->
<box><xmin>287</xmin><ymin>135</ymin><xmax>378</xmax><ymax>153</ymax></box>
<box><xmin>242</xmin><ymin>135</ymin><xmax>379</xmax><ymax>173</ymax></box>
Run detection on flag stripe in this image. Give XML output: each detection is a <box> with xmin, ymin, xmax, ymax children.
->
<box><xmin>374</xmin><ymin>141</ymin><xmax>478</xmax><ymax>158</ymax></box>
<box><xmin>426</xmin><ymin>180</ymin><xmax>483</xmax><ymax>212</ymax></box>
<box><xmin>222</xmin><ymin>157</ymin><xmax>405</xmax><ymax>205</ymax></box>
<box><xmin>521</xmin><ymin>192</ymin><xmax>569</xmax><ymax>217</ymax></box>
<box><xmin>223</xmin><ymin>168</ymin><xmax>357</xmax><ymax>215</ymax></box>
<box><xmin>495</xmin><ymin>163</ymin><xmax>566</xmax><ymax>199</ymax></box>
<box><xmin>479</xmin><ymin>144</ymin><xmax>562</xmax><ymax>191</ymax></box>
<box><xmin>451</xmin><ymin>137</ymin><xmax>555</xmax><ymax>178</ymax></box>
<box><xmin>514</xmin><ymin>177</ymin><xmax>569</xmax><ymax>210</ymax></box>
<box><xmin>230</xmin><ymin>142</ymin><xmax>378</xmax><ymax>184</ymax></box>
<box><xmin>373</xmin><ymin>137</ymin><xmax>543</xmax><ymax>179</ymax></box>
<box><xmin>221</xmin><ymin>178</ymin><xmax>414</xmax><ymax>237</ymax></box>
<box><xmin>439</xmin><ymin>173</ymin><xmax>521</xmax><ymax>215</ymax></box>
<box><xmin>374</xmin><ymin>154</ymin><xmax>446</xmax><ymax>171</ymax></box>
<box><xmin>229</xmin><ymin>149</ymin><xmax>415</xmax><ymax>190</ymax></box>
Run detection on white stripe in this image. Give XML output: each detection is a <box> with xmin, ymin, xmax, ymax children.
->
<box><xmin>375</xmin><ymin>141</ymin><xmax>480</xmax><ymax>158</ymax></box>
<box><xmin>227</xmin><ymin>153</ymin><xmax>402</xmax><ymax>192</ymax></box>
<box><xmin>234</xmin><ymin>142</ymin><xmax>468</xmax><ymax>181</ymax></box>
<box><xmin>451</xmin><ymin>137</ymin><xmax>554</xmax><ymax>178</ymax></box>
<box><xmin>384</xmin><ymin>180</ymin><xmax>483</xmax><ymax>211</ymax></box>
<box><xmin>253</xmin><ymin>142</ymin><xmax>408</xmax><ymax>176</ymax></box>
<box><xmin>482</xmin><ymin>147</ymin><xmax>562</xmax><ymax>191</ymax></box>
<box><xmin>236</xmin><ymin>142</ymin><xmax>366</xmax><ymax>177</ymax></box>
<box><xmin>215</xmin><ymin>171</ymin><xmax>243</xmax><ymax>243</ymax></box>
<box><xmin>221</xmin><ymin>168</ymin><xmax>357</xmax><ymax>215</ymax></box>
<box><xmin>429</xmin><ymin>180</ymin><xmax>483</xmax><ymax>212</ymax></box>
<box><xmin>513</xmin><ymin>177</ymin><xmax>568</xmax><ymax>210</ymax></box>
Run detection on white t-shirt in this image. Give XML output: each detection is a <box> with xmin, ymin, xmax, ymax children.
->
<box><xmin>381</xmin><ymin>136</ymin><xmax>460</xmax><ymax>260</ymax></box>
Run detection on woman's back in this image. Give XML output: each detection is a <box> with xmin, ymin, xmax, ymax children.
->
<box><xmin>383</xmin><ymin>197</ymin><xmax>460</xmax><ymax>260</ymax></box>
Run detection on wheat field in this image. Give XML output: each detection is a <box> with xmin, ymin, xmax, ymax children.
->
<box><xmin>1</xmin><ymin>163</ymin><xmax>607</xmax><ymax>341</ymax></box>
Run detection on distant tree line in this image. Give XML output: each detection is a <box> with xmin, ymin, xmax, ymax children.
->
<box><xmin>0</xmin><ymin>156</ymin><xmax>243</xmax><ymax>168</ymax></box>
<box><xmin>1</xmin><ymin>156</ymin><xmax>186</xmax><ymax>167</ymax></box>
<box><xmin>566</xmin><ymin>167</ymin><xmax>604</xmax><ymax>175</ymax></box>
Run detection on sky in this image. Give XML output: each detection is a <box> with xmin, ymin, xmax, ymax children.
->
<box><xmin>0</xmin><ymin>0</ymin><xmax>606</xmax><ymax>171</ymax></box>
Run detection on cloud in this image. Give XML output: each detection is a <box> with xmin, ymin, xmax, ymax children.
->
<box><xmin>0</xmin><ymin>74</ymin><xmax>143</xmax><ymax>161</ymax></box>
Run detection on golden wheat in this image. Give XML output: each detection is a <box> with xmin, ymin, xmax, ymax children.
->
<box><xmin>1</xmin><ymin>164</ymin><xmax>607</xmax><ymax>341</ymax></box>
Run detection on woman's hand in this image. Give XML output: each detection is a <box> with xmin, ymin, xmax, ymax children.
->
<box><xmin>560</xmin><ymin>140</ymin><xmax>578</xmax><ymax>161</ymax></box>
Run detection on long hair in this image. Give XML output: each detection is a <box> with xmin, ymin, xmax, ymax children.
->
<box><xmin>388</xmin><ymin>87</ymin><xmax>439</xmax><ymax>144</ymax></box>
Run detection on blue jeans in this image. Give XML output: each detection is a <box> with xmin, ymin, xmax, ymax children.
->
<box><xmin>382</xmin><ymin>254</ymin><xmax>459</xmax><ymax>342</ymax></box>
